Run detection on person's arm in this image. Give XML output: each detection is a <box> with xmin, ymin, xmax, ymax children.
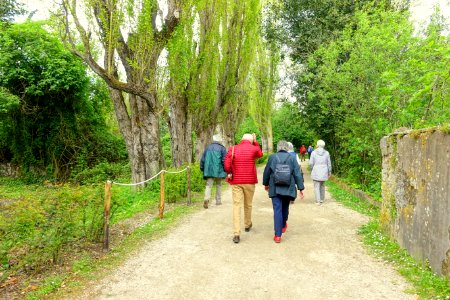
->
<box><xmin>200</xmin><ymin>150</ymin><xmax>206</xmax><ymax>171</ymax></box>
<box><xmin>224</xmin><ymin>147</ymin><xmax>233</xmax><ymax>173</ymax></box>
<box><xmin>327</xmin><ymin>152</ymin><xmax>332</xmax><ymax>176</ymax></box>
<box><xmin>252</xmin><ymin>141</ymin><xmax>263</xmax><ymax>159</ymax></box>
<box><xmin>221</xmin><ymin>145</ymin><xmax>227</xmax><ymax>166</ymax></box>
<box><xmin>309</xmin><ymin>152</ymin><xmax>315</xmax><ymax>168</ymax></box>
<box><xmin>262</xmin><ymin>156</ymin><xmax>272</xmax><ymax>186</ymax></box>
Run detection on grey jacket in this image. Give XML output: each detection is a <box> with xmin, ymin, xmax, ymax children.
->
<box><xmin>309</xmin><ymin>148</ymin><xmax>332</xmax><ymax>181</ymax></box>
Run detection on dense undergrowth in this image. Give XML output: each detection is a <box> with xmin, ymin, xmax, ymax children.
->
<box><xmin>0</xmin><ymin>162</ymin><xmax>204</xmax><ymax>299</ymax></box>
<box><xmin>327</xmin><ymin>180</ymin><xmax>450</xmax><ymax>299</ymax></box>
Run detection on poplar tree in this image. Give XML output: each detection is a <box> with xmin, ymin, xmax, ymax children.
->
<box><xmin>57</xmin><ymin>0</ymin><xmax>182</xmax><ymax>183</ymax></box>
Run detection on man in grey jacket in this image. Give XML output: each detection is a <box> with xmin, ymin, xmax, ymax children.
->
<box><xmin>309</xmin><ymin>139</ymin><xmax>332</xmax><ymax>205</ymax></box>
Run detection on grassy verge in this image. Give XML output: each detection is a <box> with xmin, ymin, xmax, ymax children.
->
<box><xmin>0</xmin><ymin>163</ymin><xmax>205</xmax><ymax>299</ymax></box>
<box><xmin>26</xmin><ymin>202</ymin><xmax>202</xmax><ymax>300</ymax></box>
<box><xmin>326</xmin><ymin>180</ymin><xmax>450</xmax><ymax>299</ymax></box>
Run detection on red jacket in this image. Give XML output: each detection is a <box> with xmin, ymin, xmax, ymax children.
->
<box><xmin>299</xmin><ymin>145</ymin><xmax>307</xmax><ymax>155</ymax></box>
<box><xmin>224</xmin><ymin>140</ymin><xmax>263</xmax><ymax>184</ymax></box>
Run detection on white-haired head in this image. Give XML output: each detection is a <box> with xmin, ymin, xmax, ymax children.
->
<box><xmin>242</xmin><ymin>133</ymin><xmax>253</xmax><ymax>142</ymax></box>
<box><xmin>316</xmin><ymin>140</ymin><xmax>325</xmax><ymax>148</ymax></box>
<box><xmin>287</xmin><ymin>142</ymin><xmax>294</xmax><ymax>152</ymax></box>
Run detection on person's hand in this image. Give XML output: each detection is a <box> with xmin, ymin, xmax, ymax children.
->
<box><xmin>299</xmin><ymin>190</ymin><xmax>304</xmax><ymax>200</ymax></box>
<box><xmin>264</xmin><ymin>185</ymin><xmax>269</xmax><ymax>191</ymax></box>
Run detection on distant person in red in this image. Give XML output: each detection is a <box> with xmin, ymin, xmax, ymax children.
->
<box><xmin>224</xmin><ymin>133</ymin><xmax>263</xmax><ymax>244</ymax></box>
<box><xmin>299</xmin><ymin>145</ymin><xmax>307</xmax><ymax>161</ymax></box>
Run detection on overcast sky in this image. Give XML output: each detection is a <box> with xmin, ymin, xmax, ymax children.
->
<box><xmin>17</xmin><ymin>0</ymin><xmax>450</xmax><ymax>26</ymax></box>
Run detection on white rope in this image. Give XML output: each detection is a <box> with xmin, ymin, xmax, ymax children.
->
<box><xmin>111</xmin><ymin>166</ymin><xmax>190</xmax><ymax>186</ymax></box>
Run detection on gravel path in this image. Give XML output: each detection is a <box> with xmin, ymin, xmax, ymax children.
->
<box><xmin>78</xmin><ymin>162</ymin><xmax>415</xmax><ymax>300</ymax></box>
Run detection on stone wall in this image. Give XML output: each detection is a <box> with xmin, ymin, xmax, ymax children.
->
<box><xmin>0</xmin><ymin>163</ymin><xmax>19</xmax><ymax>177</ymax></box>
<box><xmin>380</xmin><ymin>126</ymin><xmax>450</xmax><ymax>280</ymax></box>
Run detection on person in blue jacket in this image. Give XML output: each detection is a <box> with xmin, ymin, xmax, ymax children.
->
<box><xmin>263</xmin><ymin>140</ymin><xmax>305</xmax><ymax>243</ymax></box>
<box><xmin>200</xmin><ymin>135</ymin><xmax>227</xmax><ymax>208</ymax></box>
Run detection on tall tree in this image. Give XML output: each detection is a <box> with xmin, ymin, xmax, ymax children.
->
<box><xmin>249</xmin><ymin>39</ymin><xmax>279</xmax><ymax>153</ymax></box>
<box><xmin>194</xmin><ymin>0</ymin><xmax>261</xmax><ymax>157</ymax></box>
<box><xmin>57</xmin><ymin>0</ymin><xmax>182</xmax><ymax>183</ymax></box>
<box><xmin>0</xmin><ymin>0</ymin><xmax>24</xmax><ymax>24</ymax></box>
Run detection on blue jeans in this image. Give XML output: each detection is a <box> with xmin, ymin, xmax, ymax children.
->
<box><xmin>271</xmin><ymin>195</ymin><xmax>292</xmax><ymax>237</ymax></box>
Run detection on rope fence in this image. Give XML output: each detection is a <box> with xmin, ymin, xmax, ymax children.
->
<box><xmin>103</xmin><ymin>166</ymin><xmax>192</xmax><ymax>251</ymax></box>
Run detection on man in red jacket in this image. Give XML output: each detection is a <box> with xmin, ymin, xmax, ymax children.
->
<box><xmin>224</xmin><ymin>133</ymin><xmax>263</xmax><ymax>243</ymax></box>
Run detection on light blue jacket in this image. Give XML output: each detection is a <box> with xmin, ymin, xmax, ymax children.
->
<box><xmin>309</xmin><ymin>148</ymin><xmax>332</xmax><ymax>181</ymax></box>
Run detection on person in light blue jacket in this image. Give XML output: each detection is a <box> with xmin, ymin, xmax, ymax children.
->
<box><xmin>309</xmin><ymin>140</ymin><xmax>332</xmax><ymax>205</ymax></box>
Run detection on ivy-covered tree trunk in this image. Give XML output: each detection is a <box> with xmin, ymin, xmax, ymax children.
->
<box><xmin>167</xmin><ymin>95</ymin><xmax>193</xmax><ymax>167</ymax></box>
<box><xmin>195</xmin><ymin>126</ymin><xmax>214</xmax><ymax>162</ymax></box>
<box><xmin>109</xmin><ymin>89</ymin><xmax>162</xmax><ymax>184</ymax></box>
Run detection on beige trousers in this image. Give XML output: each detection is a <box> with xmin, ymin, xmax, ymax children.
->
<box><xmin>232</xmin><ymin>184</ymin><xmax>255</xmax><ymax>235</ymax></box>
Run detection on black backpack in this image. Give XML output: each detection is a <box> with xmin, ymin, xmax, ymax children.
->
<box><xmin>273</xmin><ymin>153</ymin><xmax>292</xmax><ymax>186</ymax></box>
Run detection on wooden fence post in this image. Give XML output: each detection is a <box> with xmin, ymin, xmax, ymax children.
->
<box><xmin>159</xmin><ymin>172</ymin><xmax>165</xmax><ymax>219</ymax></box>
<box><xmin>103</xmin><ymin>180</ymin><xmax>112</xmax><ymax>252</ymax></box>
<box><xmin>187</xmin><ymin>166</ymin><xmax>191</xmax><ymax>205</ymax></box>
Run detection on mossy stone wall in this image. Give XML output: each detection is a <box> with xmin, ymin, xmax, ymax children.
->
<box><xmin>380</xmin><ymin>126</ymin><xmax>450</xmax><ymax>280</ymax></box>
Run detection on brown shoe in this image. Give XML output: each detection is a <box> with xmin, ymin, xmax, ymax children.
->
<box><xmin>233</xmin><ymin>235</ymin><xmax>240</xmax><ymax>243</ymax></box>
<box><xmin>203</xmin><ymin>200</ymin><xmax>209</xmax><ymax>209</ymax></box>
<box><xmin>245</xmin><ymin>223</ymin><xmax>252</xmax><ymax>232</ymax></box>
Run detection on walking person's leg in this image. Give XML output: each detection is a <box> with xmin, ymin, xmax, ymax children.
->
<box><xmin>204</xmin><ymin>178</ymin><xmax>214</xmax><ymax>208</ymax></box>
<box><xmin>232</xmin><ymin>185</ymin><xmax>244</xmax><ymax>243</ymax></box>
<box><xmin>319</xmin><ymin>181</ymin><xmax>325</xmax><ymax>203</ymax></box>
<box><xmin>242</xmin><ymin>184</ymin><xmax>255</xmax><ymax>231</ymax></box>
<box><xmin>313</xmin><ymin>180</ymin><xmax>321</xmax><ymax>204</ymax></box>
<box><xmin>281</xmin><ymin>197</ymin><xmax>290</xmax><ymax>231</ymax></box>
<box><xmin>271</xmin><ymin>196</ymin><xmax>283</xmax><ymax>238</ymax></box>
<box><xmin>215</xmin><ymin>178</ymin><xmax>222</xmax><ymax>205</ymax></box>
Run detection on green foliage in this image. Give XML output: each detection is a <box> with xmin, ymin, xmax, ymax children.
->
<box><xmin>0</xmin><ymin>21</ymin><xmax>126</xmax><ymax>181</ymax></box>
<box><xmin>326</xmin><ymin>180</ymin><xmax>379</xmax><ymax>218</ymax></box>
<box><xmin>267</xmin><ymin>0</ymin><xmax>385</xmax><ymax>62</ymax></box>
<box><xmin>272</xmin><ymin>102</ymin><xmax>315</xmax><ymax>149</ymax></box>
<box><xmin>0</xmin><ymin>178</ymin><xmax>104</xmax><ymax>274</ymax></box>
<box><xmin>291</xmin><ymin>8</ymin><xmax>449</xmax><ymax>194</ymax></box>
<box><xmin>71</xmin><ymin>162</ymin><xmax>130</xmax><ymax>185</ymax></box>
<box><xmin>235</xmin><ymin>117</ymin><xmax>261</xmax><ymax>144</ymax></box>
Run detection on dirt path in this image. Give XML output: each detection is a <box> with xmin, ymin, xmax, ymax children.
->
<box><xmin>78</xmin><ymin>162</ymin><xmax>415</xmax><ymax>300</ymax></box>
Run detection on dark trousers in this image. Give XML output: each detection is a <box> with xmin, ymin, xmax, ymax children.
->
<box><xmin>271</xmin><ymin>195</ymin><xmax>292</xmax><ymax>237</ymax></box>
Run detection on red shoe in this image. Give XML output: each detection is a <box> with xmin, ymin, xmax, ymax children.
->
<box><xmin>273</xmin><ymin>236</ymin><xmax>281</xmax><ymax>243</ymax></box>
<box><xmin>282</xmin><ymin>222</ymin><xmax>288</xmax><ymax>233</ymax></box>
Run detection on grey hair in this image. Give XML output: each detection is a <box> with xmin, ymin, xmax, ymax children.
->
<box><xmin>317</xmin><ymin>140</ymin><xmax>325</xmax><ymax>148</ymax></box>
<box><xmin>277</xmin><ymin>140</ymin><xmax>290</xmax><ymax>152</ymax></box>
<box><xmin>287</xmin><ymin>142</ymin><xmax>294</xmax><ymax>152</ymax></box>
<box><xmin>242</xmin><ymin>133</ymin><xmax>253</xmax><ymax>141</ymax></box>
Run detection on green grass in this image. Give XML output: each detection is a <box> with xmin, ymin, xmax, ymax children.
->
<box><xmin>0</xmin><ymin>165</ymin><xmax>205</xmax><ymax>299</ymax></box>
<box><xmin>327</xmin><ymin>180</ymin><xmax>450</xmax><ymax>299</ymax></box>
<box><xmin>326</xmin><ymin>180</ymin><xmax>379</xmax><ymax>218</ymax></box>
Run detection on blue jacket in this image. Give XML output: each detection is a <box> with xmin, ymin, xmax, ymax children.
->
<box><xmin>263</xmin><ymin>151</ymin><xmax>304</xmax><ymax>199</ymax></box>
<box><xmin>200</xmin><ymin>142</ymin><xmax>227</xmax><ymax>179</ymax></box>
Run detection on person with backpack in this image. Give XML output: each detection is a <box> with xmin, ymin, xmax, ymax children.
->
<box><xmin>263</xmin><ymin>140</ymin><xmax>304</xmax><ymax>243</ymax></box>
<box><xmin>309</xmin><ymin>139</ymin><xmax>332</xmax><ymax>205</ymax></box>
